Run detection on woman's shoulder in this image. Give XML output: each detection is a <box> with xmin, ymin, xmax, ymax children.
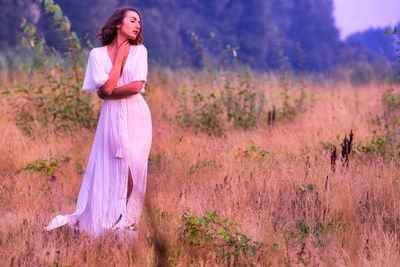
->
<box><xmin>89</xmin><ymin>46</ymin><xmax>106</xmax><ymax>57</ymax></box>
<box><xmin>133</xmin><ymin>44</ymin><xmax>147</xmax><ymax>55</ymax></box>
<box><xmin>133</xmin><ymin>43</ymin><xmax>146</xmax><ymax>49</ymax></box>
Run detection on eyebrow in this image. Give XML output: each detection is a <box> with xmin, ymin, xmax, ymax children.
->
<box><xmin>129</xmin><ymin>16</ymin><xmax>141</xmax><ymax>22</ymax></box>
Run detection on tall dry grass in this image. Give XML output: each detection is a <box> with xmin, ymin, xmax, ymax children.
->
<box><xmin>0</xmin><ymin>69</ymin><xmax>399</xmax><ymax>266</ymax></box>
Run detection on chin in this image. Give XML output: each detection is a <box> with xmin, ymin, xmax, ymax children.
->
<box><xmin>124</xmin><ymin>34</ymin><xmax>135</xmax><ymax>41</ymax></box>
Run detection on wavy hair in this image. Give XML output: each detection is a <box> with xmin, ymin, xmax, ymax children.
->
<box><xmin>97</xmin><ymin>6</ymin><xmax>143</xmax><ymax>46</ymax></box>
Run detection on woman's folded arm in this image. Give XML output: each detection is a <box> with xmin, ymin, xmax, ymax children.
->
<box><xmin>98</xmin><ymin>81</ymin><xmax>145</xmax><ymax>100</ymax></box>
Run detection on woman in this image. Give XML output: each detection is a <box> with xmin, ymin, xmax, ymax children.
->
<box><xmin>44</xmin><ymin>6</ymin><xmax>152</xmax><ymax>237</ymax></box>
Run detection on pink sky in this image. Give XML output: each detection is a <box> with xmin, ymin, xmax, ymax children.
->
<box><xmin>333</xmin><ymin>0</ymin><xmax>400</xmax><ymax>39</ymax></box>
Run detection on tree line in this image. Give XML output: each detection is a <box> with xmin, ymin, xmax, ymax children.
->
<box><xmin>0</xmin><ymin>0</ymin><xmax>397</xmax><ymax>73</ymax></box>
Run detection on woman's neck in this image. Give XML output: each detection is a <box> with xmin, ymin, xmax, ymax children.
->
<box><xmin>108</xmin><ymin>34</ymin><xmax>128</xmax><ymax>49</ymax></box>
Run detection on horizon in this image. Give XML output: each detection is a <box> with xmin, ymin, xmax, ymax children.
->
<box><xmin>333</xmin><ymin>0</ymin><xmax>400</xmax><ymax>39</ymax></box>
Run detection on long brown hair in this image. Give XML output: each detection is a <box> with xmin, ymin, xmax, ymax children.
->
<box><xmin>97</xmin><ymin>6</ymin><xmax>143</xmax><ymax>46</ymax></box>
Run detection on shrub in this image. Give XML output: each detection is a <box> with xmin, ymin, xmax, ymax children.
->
<box><xmin>176</xmin><ymin>88</ymin><xmax>225</xmax><ymax>137</ymax></box>
<box><xmin>176</xmin><ymin>72</ymin><xmax>264</xmax><ymax>136</ymax></box>
<box><xmin>368</xmin><ymin>88</ymin><xmax>400</xmax><ymax>157</ymax></box>
<box><xmin>180</xmin><ymin>210</ymin><xmax>264</xmax><ymax>265</ymax></box>
<box><xmin>8</xmin><ymin>0</ymin><xmax>98</xmax><ymax>136</ymax></box>
<box><xmin>221</xmin><ymin>73</ymin><xmax>259</xmax><ymax>129</ymax></box>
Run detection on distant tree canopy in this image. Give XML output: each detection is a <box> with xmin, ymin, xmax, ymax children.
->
<box><xmin>1</xmin><ymin>0</ymin><xmax>398</xmax><ymax>72</ymax></box>
<box><xmin>0</xmin><ymin>0</ymin><xmax>41</xmax><ymax>49</ymax></box>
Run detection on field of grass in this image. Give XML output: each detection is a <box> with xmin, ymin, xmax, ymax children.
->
<box><xmin>0</xmin><ymin>68</ymin><xmax>399</xmax><ymax>266</ymax></box>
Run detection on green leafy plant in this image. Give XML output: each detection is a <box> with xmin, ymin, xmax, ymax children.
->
<box><xmin>273</xmin><ymin>26</ymin><xmax>308</xmax><ymax>123</ymax></box>
<box><xmin>176</xmin><ymin>31</ymin><xmax>266</xmax><ymax>136</ymax></box>
<box><xmin>360</xmin><ymin>26</ymin><xmax>400</xmax><ymax>158</ymax></box>
<box><xmin>20</xmin><ymin>159</ymin><xmax>58</xmax><ymax>177</ymax></box>
<box><xmin>18</xmin><ymin>156</ymin><xmax>70</xmax><ymax>177</ymax></box>
<box><xmin>295</xmin><ymin>219</ymin><xmax>310</xmax><ymax>241</ymax></box>
<box><xmin>221</xmin><ymin>73</ymin><xmax>259</xmax><ymax>129</ymax></box>
<box><xmin>237</xmin><ymin>145</ymin><xmax>270</xmax><ymax>161</ymax></box>
<box><xmin>180</xmin><ymin>210</ymin><xmax>263</xmax><ymax>265</ymax></box>
<box><xmin>176</xmin><ymin>88</ymin><xmax>225</xmax><ymax>137</ymax></box>
<box><xmin>188</xmin><ymin>159</ymin><xmax>221</xmax><ymax>175</ymax></box>
<box><xmin>10</xmin><ymin>0</ymin><xmax>98</xmax><ymax>136</ymax></box>
<box><xmin>176</xmin><ymin>72</ymin><xmax>264</xmax><ymax>136</ymax></box>
<box><xmin>177</xmin><ymin>29</ymin><xmax>309</xmax><ymax>136</ymax></box>
<box><xmin>366</xmin><ymin>88</ymin><xmax>400</xmax><ymax>157</ymax></box>
<box><xmin>299</xmin><ymin>183</ymin><xmax>316</xmax><ymax>192</ymax></box>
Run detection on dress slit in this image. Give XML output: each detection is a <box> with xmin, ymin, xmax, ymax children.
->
<box><xmin>126</xmin><ymin>164</ymin><xmax>134</xmax><ymax>205</ymax></box>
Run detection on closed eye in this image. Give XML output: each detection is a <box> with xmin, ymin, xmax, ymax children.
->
<box><xmin>129</xmin><ymin>17</ymin><xmax>141</xmax><ymax>23</ymax></box>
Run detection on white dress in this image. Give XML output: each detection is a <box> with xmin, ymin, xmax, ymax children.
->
<box><xmin>44</xmin><ymin>44</ymin><xmax>152</xmax><ymax>237</ymax></box>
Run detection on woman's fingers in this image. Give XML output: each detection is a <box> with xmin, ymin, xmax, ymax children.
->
<box><xmin>117</xmin><ymin>40</ymin><xmax>130</xmax><ymax>59</ymax></box>
<box><xmin>97</xmin><ymin>90</ymin><xmax>105</xmax><ymax>99</ymax></box>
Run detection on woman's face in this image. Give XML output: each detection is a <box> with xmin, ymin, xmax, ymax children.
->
<box><xmin>118</xmin><ymin>10</ymin><xmax>141</xmax><ymax>41</ymax></box>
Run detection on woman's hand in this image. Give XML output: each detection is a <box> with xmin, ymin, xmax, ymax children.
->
<box><xmin>97</xmin><ymin>89</ymin><xmax>109</xmax><ymax>100</ymax></box>
<box><xmin>97</xmin><ymin>81</ymin><xmax>142</xmax><ymax>100</ymax></box>
<box><xmin>99</xmin><ymin>40</ymin><xmax>130</xmax><ymax>96</ymax></box>
<box><xmin>117</xmin><ymin>40</ymin><xmax>130</xmax><ymax>60</ymax></box>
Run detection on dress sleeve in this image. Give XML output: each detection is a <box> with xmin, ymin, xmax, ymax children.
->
<box><xmin>132</xmin><ymin>45</ymin><xmax>148</xmax><ymax>93</ymax></box>
<box><xmin>82</xmin><ymin>49</ymin><xmax>109</xmax><ymax>92</ymax></box>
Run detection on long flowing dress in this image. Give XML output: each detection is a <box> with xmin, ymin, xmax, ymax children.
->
<box><xmin>44</xmin><ymin>44</ymin><xmax>152</xmax><ymax>237</ymax></box>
